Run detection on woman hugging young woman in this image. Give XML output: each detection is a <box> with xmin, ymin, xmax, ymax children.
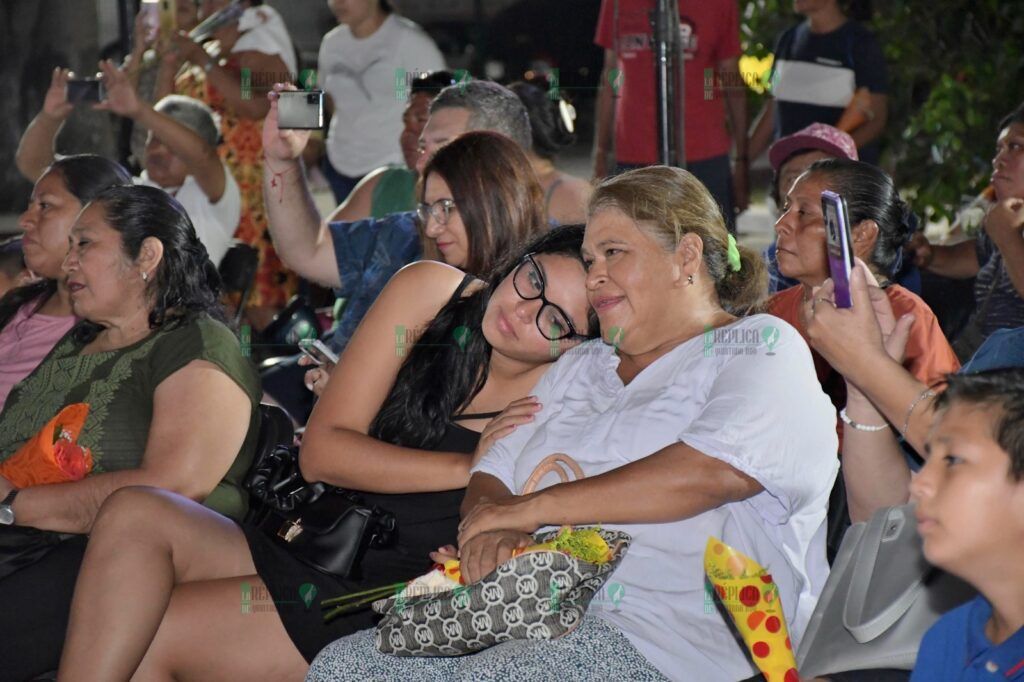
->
<box><xmin>55</xmin><ymin>225</ymin><xmax>597</xmax><ymax>680</ymax></box>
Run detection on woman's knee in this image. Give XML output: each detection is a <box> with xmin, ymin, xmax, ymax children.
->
<box><xmin>91</xmin><ymin>486</ymin><xmax>188</xmax><ymax>540</ymax></box>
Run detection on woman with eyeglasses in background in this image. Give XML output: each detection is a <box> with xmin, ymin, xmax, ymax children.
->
<box><xmin>416</xmin><ymin>129</ymin><xmax>546</xmax><ymax>274</ymax></box>
<box><xmin>297</xmin><ymin>128</ymin><xmax>549</xmax><ymax>399</ymax></box>
<box><xmin>58</xmin><ymin>225</ymin><xmax>597</xmax><ymax>680</ymax></box>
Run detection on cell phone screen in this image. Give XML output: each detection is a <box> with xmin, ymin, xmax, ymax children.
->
<box><xmin>66</xmin><ymin>79</ymin><xmax>104</xmax><ymax>104</ymax></box>
<box><xmin>821</xmin><ymin>190</ymin><xmax>854</xmax><ymax>308</ymax></box>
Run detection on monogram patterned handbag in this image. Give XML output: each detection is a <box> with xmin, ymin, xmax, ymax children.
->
<box><xmin>371</xmin><ymin>454</ymin><xmax>632</xmax><ymax>656</ymax></box>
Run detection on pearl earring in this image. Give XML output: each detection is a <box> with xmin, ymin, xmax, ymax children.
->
<box><xmin>687</xmin><ymin>274</ymin><xmax>694</xmax><ymax>285</ymax></box>
<box><xmin>142</xmin><ymin>271</ymin><xmax>149</xmax><ymax>282</ymax></box>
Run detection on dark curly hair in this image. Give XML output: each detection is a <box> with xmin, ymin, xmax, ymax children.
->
<box><xmin>370</xmin><ymin>224</ymin><xmax>597</xmax><ymax>449</ymax></box>
<box><xmin>0</xmin><ymin>154</ymin><xmax>131</xmax><ymax>332</ymax></box>
<box><xmin>74</xmin><ymin>185</ymin><xmax>224</xmax><ymax>343</ymax></box>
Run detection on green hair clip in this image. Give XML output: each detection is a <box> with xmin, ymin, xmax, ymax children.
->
<box><xmin>726</xmin><ymin>234</ymin><xmax>742</xmax><ymax>272</ymax></box>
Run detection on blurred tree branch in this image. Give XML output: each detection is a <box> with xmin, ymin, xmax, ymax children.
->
<box><xmin>741</xmin><ymin>0</ymin><xmax>1024</xmax><ymax>223</ymax></box>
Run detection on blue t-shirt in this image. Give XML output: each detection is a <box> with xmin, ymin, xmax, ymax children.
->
<box><xmin>770</xmin><ymin>20</ymin><xmax>889</xmax><ymax>164</ymax></box>
<box><xmin>324</xmin><ymin>210</ymin><xmax>422</xmax><ymax>352</ymax></box>
<box><xmin>963</xmin><ymin>327</ymin><xmax>1024</xmax><ymax>373</ymax></box>
<box><xmin>912</xmin><ymin>596</ymin><xmax>1024</xmax><ymax>681</ymax></box>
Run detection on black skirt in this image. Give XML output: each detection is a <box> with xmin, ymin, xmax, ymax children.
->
<box><xmin>246</xmin><ymin>422</ymin><xmax>481</xmax><ymax>662</ymax></box>
<box><xmin>240</xmin><ymin>522</ymin><xmax>393</xmax><ymax>663</ymax></box>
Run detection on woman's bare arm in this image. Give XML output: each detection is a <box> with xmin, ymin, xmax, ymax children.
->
<box><xmin>459</xmin><ymin>441</ymin><xmax>762</xmax><ymax>544</ymax></box>
<box><xmin>298</xmin><ymin>261</ymin><xmax>481</xmax><ymax>493</ymax></box>
<box><xmin>6</xmin><ymin>360</ymin><xmax>251</xmax><ymax>534</ymax></box>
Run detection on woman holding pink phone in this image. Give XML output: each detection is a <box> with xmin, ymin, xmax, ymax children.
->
<box><xmin>768</xmin><ymin>158</ymin><xmax>959</xmax><ymax>555</ymax></box>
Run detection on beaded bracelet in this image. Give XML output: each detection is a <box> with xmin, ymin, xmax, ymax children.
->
<box><xmin>839</xmin><ymin>407</ymin><xmax>890</xmax><ymax>432</ymax></box>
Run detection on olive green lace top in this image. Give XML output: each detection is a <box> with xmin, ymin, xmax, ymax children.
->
<box><xmin>0</xmin><ymin>313</ymin><xmax>260</xmax><ymax>520</ymax></box>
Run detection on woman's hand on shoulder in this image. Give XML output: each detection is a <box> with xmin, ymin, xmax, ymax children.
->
<box><xmin>470</xmin><ymin>396</ymin><xmax>541</xmax><ymax>467</ymax></box>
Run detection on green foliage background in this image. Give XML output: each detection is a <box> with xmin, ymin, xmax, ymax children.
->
<box><xmin>740</xmin><ymin>0</ymin><xmax>1024</xmax><ymax>222</ymax></box>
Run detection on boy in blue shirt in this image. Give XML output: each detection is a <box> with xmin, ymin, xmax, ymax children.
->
<box><xmin>909</xmin><ymin>369</ymin><xmax>1024</xmax><ymax>680</ymax></box>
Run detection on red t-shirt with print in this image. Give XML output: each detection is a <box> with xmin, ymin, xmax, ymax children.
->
<box><xmin>595</xmin><ymin>0</ymin><xmax>741</xmax><ymax>164</ymax></box>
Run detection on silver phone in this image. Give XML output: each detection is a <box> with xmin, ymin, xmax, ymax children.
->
<box><xmin>277</xmin><ymin>90</ymin><xmax>324</xmax><ymax>130</ymax></box>
<box><xmin>298</xmin><ymin>338</ymin><xmax>338</xmax><ymax>366</ymax></box>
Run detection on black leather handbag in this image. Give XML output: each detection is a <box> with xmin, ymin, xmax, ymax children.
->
<box><xmin>244</xmin><ymin>443</ymin><xmax>397</xmax><ymax>580</ymax></box>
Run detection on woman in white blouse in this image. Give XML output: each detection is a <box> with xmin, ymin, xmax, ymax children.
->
<box><xmin>305</xmin><ymin>166</ymin><xmax>840</xmax><ymax>681</ymax></box>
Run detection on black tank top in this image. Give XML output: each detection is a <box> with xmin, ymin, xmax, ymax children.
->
<box><xmin>358</xmin><ymin>273</ymin><xmax>498</xmax><ymax>580</ymax></box>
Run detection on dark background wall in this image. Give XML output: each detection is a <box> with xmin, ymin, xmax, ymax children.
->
<box><xmin>0</xmin><ymin>1</ymin><xmax>119</xmax><ymax>214</ymax></box>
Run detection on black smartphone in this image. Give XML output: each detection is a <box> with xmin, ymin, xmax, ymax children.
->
<box><xmin>277</xmin><ymin>90</ymin><xmax>324</xmax><ymax>130</ymax></box>
<box><xmin>66</xmin><ymin>78</ymin><xmax>106</xmax><ymax>103</ymax></box>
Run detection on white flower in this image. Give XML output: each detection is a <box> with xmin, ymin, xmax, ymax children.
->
<box><xmin>957</xmin><ymin>206</ymin><xmax>986</xmax><ymax>234</ymax></box>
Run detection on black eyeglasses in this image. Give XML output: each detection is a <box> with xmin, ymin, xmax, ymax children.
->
<box><xmin>512</xmin><ymin>253</ymin><xmax>584</xmax><ymax>341</ymax></box>
<box><xmin>416</xmin><ymin>198</ymin><xmax>457</xmax><ymax>226</ymax></box>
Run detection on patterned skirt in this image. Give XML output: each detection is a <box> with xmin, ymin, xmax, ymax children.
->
<box><xmin>306</xmin><ymin>616</ymin><xmax>668</xmax><ymax>681</ymax></box>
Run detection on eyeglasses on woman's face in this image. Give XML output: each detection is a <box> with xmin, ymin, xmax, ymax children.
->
<box><xmin>416</xmin><ymin>198</ymin><xmax>457</xmax><ymax>227</ymax></box>
<box><xmin>512</xmin><ymin>253</ymin><xmax>585</xmax><ymax>341</ymax></box>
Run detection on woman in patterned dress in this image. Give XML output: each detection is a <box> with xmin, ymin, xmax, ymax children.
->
<box><xmin>157</xmin><ymin>0</ymin><xmax>299</xmax><ymax>327</ymax></box>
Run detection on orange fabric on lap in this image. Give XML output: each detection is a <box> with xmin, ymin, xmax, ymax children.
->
<box><xmin>0</xmin><ymin>403</ymin><xmax>94</xmax><ymax>488</ymax></box>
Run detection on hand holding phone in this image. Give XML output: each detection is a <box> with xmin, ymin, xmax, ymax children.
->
<box><xmin>298</xmin><ymin>338</ymin><xmax>339</xmax><ymax>366</ymax></box>
<box><xmin>276</xmin><ymin>90</ymin><xmax>324</xmax><ymax>130</ymax></box>
<box><xmin>43</xmin><ymin>68</ymin><xmax>74</xmax><ymax>120</ymax></box>
<box><xmin>66</xmin><ymin>77</ymin><xmax>106</xmax><ymax>104</ymax></box>
<box><xmin>821</xmin><ymin>190</ymin><xmax>854</xmax><ymax>308</ymax></box>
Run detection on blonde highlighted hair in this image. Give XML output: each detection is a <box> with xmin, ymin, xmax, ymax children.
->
<box><xmin>588</xmin><ymin>166</ymin><xmax>766</xmax><ymax>315</ymax></box>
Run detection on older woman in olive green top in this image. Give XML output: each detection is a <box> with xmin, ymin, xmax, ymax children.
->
<box><xmin>0</xmin><ymin>185</ymin><xmax>258</xmax><ymax>680</ymax></box>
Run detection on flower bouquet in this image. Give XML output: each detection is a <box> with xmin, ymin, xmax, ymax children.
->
<box><xmin>704</xmin><ymin>537</ymin><xmax>800</xmax><ymax>682</ymax></box>
<box><xmin>0</xmin><ymin>403</ymin><xmax>94</xmax><ymax>488</ymax></box>
<box><xmin>320</xmin><ymin>526</ymin><xmax>615</xmax><ymax>622</ymax></box>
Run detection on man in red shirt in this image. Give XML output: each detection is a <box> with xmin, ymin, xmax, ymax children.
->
<box><xmin>593</xmin><ymin>0</ymin><xmax>748</xmax><ymax>232</ymax></box>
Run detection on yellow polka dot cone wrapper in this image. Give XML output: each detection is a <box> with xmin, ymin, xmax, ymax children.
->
<box><xmin>704</xmin><ymin>537</ymin><xmax>800</xmax><ymax>682</ymax></box>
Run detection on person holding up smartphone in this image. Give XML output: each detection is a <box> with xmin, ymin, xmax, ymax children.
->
<box><xmin>769</xmin><ymin>158</ymin><xmax>959</xmax><ymax>556</ymax></box>
<box><xmin>158</xmin><ymin>0</ymin><xmax>300</xmax><ymax>326</ymax></box>
<box><xmin>15</xmin><ymin>63</ymin><xmax>241</xmax><ymax>266</ymax></box>
<box><xmin>297</xmin><ymin>339</ymin><xmax>337</xmax><ymax>396</ymax></box>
